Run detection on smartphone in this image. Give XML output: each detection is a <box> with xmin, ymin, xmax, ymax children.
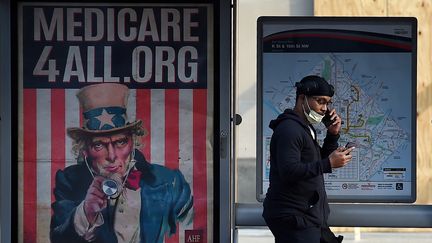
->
<box><xmin>322</xmin><ymin>109</ymin><xmax>334</xmax><ymax>127</ymax></box>
<box><xmin>345</xmin><ymin>142</ymin><xmax>356</xmax><ymax>155</ymax></box>
<box><xmin>345</xmin><ymin>142</ymin><xmax>356</xmax><ymax>149</ymax></box>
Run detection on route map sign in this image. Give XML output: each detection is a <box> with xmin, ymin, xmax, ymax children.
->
<box><xmin>257</xmin><ymin>17</ymin><xmax>417</xmax><ymax>203</ymax></box>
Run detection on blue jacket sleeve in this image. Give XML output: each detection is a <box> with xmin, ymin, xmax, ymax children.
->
<box><xmin>50</xmin><ymin>168</ymin><xmax>115</xmax><ymax>243</ymax></box>
<box><xmin>50</xmin><ymin>170</ymin><xmax>88</xmax><ymax>243</ymax></box>
<box><xmin>139</xmin><ymin>165</ymin><xmax>193</xmax><ymax>243</ymax></box>
<box><xmin>169</xmin><ymin>170</ymin><xmax>193</xmax><ymax>233</ymax></box>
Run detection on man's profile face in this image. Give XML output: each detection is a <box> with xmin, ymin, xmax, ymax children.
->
<box><xmin>304</xmin><ymin>95</ymin><xmax>332</xmax><ymax>115</ymax></box>
<box><xmin>84</xmin><ymin>132</ymin><xmax>133</xmax><ymax>177</ymax></box>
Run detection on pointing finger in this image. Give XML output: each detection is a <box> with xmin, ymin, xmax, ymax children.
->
<box><xmin>336</xmin><ymin>146</ymin><xmax>345</xmax><ymax>152</ymax></box>
<box><xmin>344</xmin><ymin>147</ymin><xmax>355</xmax><ymax>154</ymax></box>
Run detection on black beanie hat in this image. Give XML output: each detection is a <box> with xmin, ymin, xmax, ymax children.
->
<box><xmin>295</xmin><ymin>75</ymin><xmax>334</xmax><ymax>97</ymax></box>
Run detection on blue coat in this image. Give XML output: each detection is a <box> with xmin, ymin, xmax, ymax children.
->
<box><xmin>50</xmin><ymin>150</ymin><xmax>193</xmax><ymax>243</ymax></box>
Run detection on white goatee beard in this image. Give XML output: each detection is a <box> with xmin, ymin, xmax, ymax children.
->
<box><xmin>108</xmin><ymin>173</ymin><xmax>123</xmax><ymax>183</ymax></box>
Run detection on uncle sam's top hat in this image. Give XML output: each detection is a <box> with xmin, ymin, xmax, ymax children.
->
<box><xmin>67</xmin><ymin>83</ymin><xmax>143</xmax><ymax>140</ymax></box>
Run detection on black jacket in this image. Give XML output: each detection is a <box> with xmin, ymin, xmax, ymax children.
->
<box><xmin>263</xmin><ymin>109</ymin><xmax>339</xmax><ymax>228</ymax></box>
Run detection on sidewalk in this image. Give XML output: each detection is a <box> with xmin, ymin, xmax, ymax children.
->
<box><xmin>237</xmin><ymin>229</ymin><xmax>432</xmax><ymax>243</ymax></box>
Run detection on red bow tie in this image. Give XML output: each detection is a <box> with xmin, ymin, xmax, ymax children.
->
<box><xmin>125</xmin><ymin>170</ymin><xmax>142</xmax><ymax>190</ymax></box>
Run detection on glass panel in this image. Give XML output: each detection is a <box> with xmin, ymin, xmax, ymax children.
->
<box><xmin>236</xmin><ymin>0</ymin><xmax>313</xmax><ymax>203</ymax></box>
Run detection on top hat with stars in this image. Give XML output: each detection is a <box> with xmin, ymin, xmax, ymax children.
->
<box><xmin>67</xmin><ymin>83</ymin><xmax>143</xmax><ymax>140</ymax></box>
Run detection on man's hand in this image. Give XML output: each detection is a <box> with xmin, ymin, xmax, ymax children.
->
<box><xmin>329</xmin><ymin>147</ymin><xmax>355</xmax><ymax>168</ymax></box>
<box><xmin>83</xmin><ymin>176</ymin><xmax>107</xmax><ymax>225</ymax></box>
<box><xmin>326</xmin><ymin>108</ymin><xmax>342</xmax><ymax>135</ymax></box>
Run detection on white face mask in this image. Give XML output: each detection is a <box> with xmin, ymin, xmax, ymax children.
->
<box><xmin>302</xmin><ymin>96</ymin><xmax>324</xmax><ymax>124</ymax></box>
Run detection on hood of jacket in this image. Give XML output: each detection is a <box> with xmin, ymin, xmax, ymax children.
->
<box><xmin>269</xmin><ymin>109</ymin><xmax>309</xmax><ymax>131</ymax></box>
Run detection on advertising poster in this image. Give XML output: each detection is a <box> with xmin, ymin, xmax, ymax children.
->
<box><xmin>257</xmin><ymin>17</ymin><xmax>416</xmax><ymax>203</ymax></box>
<box><xmin>18</xmin><ymin>2</ymin><xmax>214</xmax><ymax>243</ymax></box>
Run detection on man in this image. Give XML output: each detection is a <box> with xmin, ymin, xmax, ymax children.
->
<box><xmin>50</xmin><ymin>83</ymin><xmax>193</xmax><ymax>243</ymax></box>
<box><xmin>262</xmin><ymin>75</ymin><xmax>354</xmax><ymax>243</ymax></box>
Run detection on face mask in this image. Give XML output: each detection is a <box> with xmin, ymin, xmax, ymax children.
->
<box><xmin>302</xmin><ymin>96</ymin><xmax>325</xmax><ymax>124</ymax></box>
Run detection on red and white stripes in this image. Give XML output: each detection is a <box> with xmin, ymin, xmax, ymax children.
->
<box><xmin>19</xmin><ymin>87</ymin><xmax>213</xmax><ymax>243</ymax></box>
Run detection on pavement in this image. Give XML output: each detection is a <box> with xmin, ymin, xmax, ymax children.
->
<box><xmin>236</xmin><ymin>229</ymin><xmax>432</xmax><ymax>243</ymax></box>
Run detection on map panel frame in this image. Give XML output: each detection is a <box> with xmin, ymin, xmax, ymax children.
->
<box><xmin>257</xmin><ymin>17</ymin><xmax>417</xmax><ymax>203</ymax></box>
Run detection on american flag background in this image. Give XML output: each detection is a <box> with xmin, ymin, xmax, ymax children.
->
<box><xmin>18</xmin><ymin>3</ymin><xmax>214</xmax><ymax>243</ymax></box>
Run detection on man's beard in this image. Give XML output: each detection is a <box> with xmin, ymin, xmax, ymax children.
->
<box><xmin>108</xmin><ymin>172</ymin><xmax>123</xmax><ymax>184</ymax></box>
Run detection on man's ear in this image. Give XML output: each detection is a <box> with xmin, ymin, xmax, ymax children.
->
<box><xmin>297</xmin><ymin>94</ymin><xmax>305</xmax><ymax>103</ymax></box>
<box><xmin>82</xmin><ymin>150</ymin><xmax>88</xmax><ymax>158</ymax></box>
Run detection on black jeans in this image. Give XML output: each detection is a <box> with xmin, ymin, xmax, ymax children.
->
<box><xmin>264</xmin><ymin>216</ymin><xmax>321</xmax><ymax>243</ymax></box>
